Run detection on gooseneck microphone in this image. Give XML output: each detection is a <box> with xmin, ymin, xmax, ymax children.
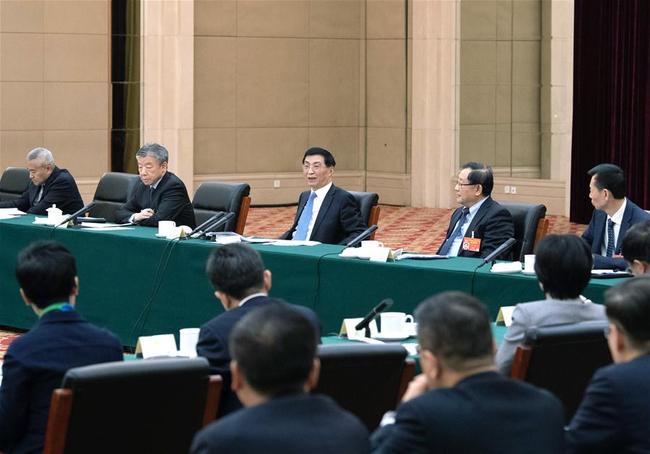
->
<box><xmin>345</xmin><ymin>225</ymin><xmax>379</xmax><ymax>248</ymax></box>
<box><xmin>476</xmin><ymin>238</ymin><xmax>517</xmax><ymax>269</ymax></box>
<box><xmin>202</xmin><ymin>212</ymin><xmax>236</xmax><ymax>237</ymax></box>
<box><xmin>189</xmin><ymin>212</ymin><xmax>225</xmax><ymax>239</ymax></box>
<box><xmin>54</xmin><ymin>202</ymin><xmax>97</xmax><ymax>227</ymax></box>
<box><xmin>354</xmin><ymin>298</ymin><xmax>394</xmax><ymax>338</ymax></box>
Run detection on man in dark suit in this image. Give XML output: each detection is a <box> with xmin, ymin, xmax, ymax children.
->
<box><xmin>437</xmin><ymin>162</ymin><xmax>514</xmax><ymax>258</ymax></box>
<box><xmin>371</xmin><ymin>291</ymin><xmax>565</xmax><ymax>453</ymax></box>
<box><xmin>622</xmin><ymin>220</ymin><xmax>650</xmax><ymax>276</ymax></box>
<box><xmin>191</xmin><ymin>304</ymin><xmax>369</xmax><ymax>454</ymax></box>
<box><xmin>196</xmin><ymin>243</ymin><xmax>320</xmax><ymax>417</ymax></box>
<box><xmin>581</xmin><ymin>163</ymin><xmax>650</xmax><ymax>270</ymax></box>
<box><xmin>565</xmin><ymin>276</ymin><xmax>650</xmax><ymax>453</ymax></box>
<box><xmin>115</xmin><ymin>143</ymin><xmax>195</xmax><ymax>228</ymax></box>
<box><xmin>281</xmin><ymin>147</ymin><xmax>366</xmax><ymax>245</ymax></box>
<box><xmin>0</xmin><ymin>147</ymin><xmax>83</xmax><ymax>215</ymax></box>
<box><xmin>0</xmin><ymin>241</ymin><xmax>123</xmax><ymax>454</ymax></box>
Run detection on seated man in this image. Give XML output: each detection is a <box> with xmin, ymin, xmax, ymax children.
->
<box><xmin>437</xmin><ymin>162</ymin><xmax>514</xmax><ymax>258</ymax></box>
<box><xmin>196</xmin><ymin>243</ymin><xmax>320</xmax><ymax>417</ymax></box>
<box><xmin>281</xmin><ymin>147</ymin><xmax>366</xmax><ymax>245</ymax></box>
<box><xmin>566</xmin><ymin>276</ymin><xmax>650</xmax><ymax>453</ymax></box>
<box><xmin>115</xmin><ymin>143</ymin><xmax>195</xmax><ymax>228</ymax></box>
<box><xmin>582</xmin><ymin>163</ymin><xmax>650</xmax><ymax>270</ymax></box>
<box><xmin>496</xmin><ymin>234</ymin><xmax>606</xmax><ymax>374</ymax></box>
<box><xmin>191</xmin><ymin>304</ymin><xmax>369</xmax><ymax>454</ymax></box>
<box><xmin>622</xmin><ymin>220</ymin><xmax>650</xmax><ymax>276</ymax></box>
<box><xmin>371</xmin><ymin>291</ymin><xmax>564</xmax><ymax>453</ymax></box>
<box><xmin>0</xmin><ymin>241</ymin><xmax>123</xmax><ymax>454</ymax></box>
<box><xmin>0</xmin><ymin>147</ymin><xmax>83</xmax><ymax>215</ymax></box>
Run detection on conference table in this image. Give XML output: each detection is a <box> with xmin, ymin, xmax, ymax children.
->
<box><xmin>0</xmin><ymin>215</ymin><xmax>626</xmax><ymax>347</ymax></box>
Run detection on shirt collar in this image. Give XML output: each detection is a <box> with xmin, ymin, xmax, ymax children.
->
<box><xmin>150</xmin><ymin>172</ymin><xmax>166</xmax><ymax>190</ymax></box>
<box><xmin>238</xmin><ymin>292</ymin><xmax>267</xmax><ymax>307</ymax></box>
<box><xmin>312</xmin><ymin>182</ymin><xmax>333</xmax><ymax>200</ymax></box>
<box><xmin>609</xmin><ymin>198</ymin><xmax>626</xmax><ymax>225</ymax></box>
<box><xmin>467</xmin><ymin>196</ymin><xmax>489</xmax><ymax>216</ymax></box>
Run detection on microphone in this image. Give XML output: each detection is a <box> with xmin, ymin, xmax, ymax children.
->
<box><xmin>345</xmin><ymin>225</ymin><xmax>379</xmax><ymax>248</ymax></box>
<box><xmin>202</xmin><ymin>212</ymin><xmax>236</xmax><ymax>237</ymax></box>
<box><xmin>54</xmin><ymin>202</ymin><xmax>97</xmax><ymax>227</ymax></box>
<box><xmin>477</xmin><ymin>238</ymin><xmax>517</xmax><ymax>269</ymax></box>
<box><xmin>354</xmin><ymin>298</ymin><xmax>394</xmax><ymax>338</ymax></box>
<box><xmin>189</xmin><ymin>212</ymin><xmax>225</xmax><ymax>239</ymax></box>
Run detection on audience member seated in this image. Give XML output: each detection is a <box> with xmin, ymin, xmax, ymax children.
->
<box><xmin>582</xmin><ymin>163</ymin><xmax>650</xmax><ymax>270</ymax></box>
<box><xmin>280</xmin><ymin>147</ymin><xmax>366</xmax><ymax>245</ymax></box>
<box><xmin>496</xmin><ymin>234</ymin><xmax>606</xmax><ymax>374</ymax></box>
<box><xmin>191</xmin><ymin>304</ymin><xmax>369</xmax><ymax>454</ymax></box>
<box><xmin>437</xmin><ymin>162</ymin><xmax>514</xmax><ymax>258</ymax></box>
<box><xmin>196</xmin><ymin>243</ymin><xmax>320</xmax><ymax>417</ymax></box>
<box><xmin>0</xmin><ymin>241</ymin><xmax>123</xmax><ymax>454</ymax></box>
<box><xmin>0</xmin><ymin>147</ymin><xmax>83</xmax><ymax>215</ymax></box>
<box><xmin>115</xmin><ymin>143</ymin><xmax>196</xmax><ymax>228</ymax></box>
<box><xmin>622</xmin><ymin>220</ymin><xmax>650</xmax><ymax>276</ymax></box>
<box><xmin>371</xmin><ymin>291</ymin><xmax>564</xmax><ymax>453</ymax></box>
<box><xmin>565</xmin><ymin>276</ymin><xmax>650</xmax><ymax>453</ymax></box>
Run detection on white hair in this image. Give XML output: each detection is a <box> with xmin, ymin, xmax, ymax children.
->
<box><xmin>27</xmin><ymin>147</ymin><xmax>55</xmax><ymax>166</ymax></box>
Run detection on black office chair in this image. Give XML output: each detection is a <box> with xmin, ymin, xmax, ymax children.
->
<box><xmin>89</xmin><ymin>172</ymin><xmax>139</xmax><ymax>222</ymax></box>
<box><xmin>0</xmin><ymin>167</ymin><xmax>30</xmax><ymax>202</ymax></box>
<box><xmin>511</xmin><ymin>320</ymin><xmax>612</xmax><ymax>421</ymax></box>
<box><xmin>348</xmin><ymin>191</ymin><xmax>380</xmax><ymax>239</ymax></box>
<box><xmin>500</xmin><ymin>202</ymin><xmax>547</xmax><ymax>261</ymax></box>
<box><xmin>313</xmin><ymin>343</ymin><xmax>415</xmax><ymax>430</ymax></box>
<box><xmin>192</xmin><ymin>182</ymin><xmax>251</xmax><ymax>234</ymax></box>
<box><xmin>43</xmin><ymin>357</ymin><xmax>222</xmax><ymax>454</ymax></box>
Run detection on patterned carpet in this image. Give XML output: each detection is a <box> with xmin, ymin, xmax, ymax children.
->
<box><xmin>0</xmin><ymin>206</ymin><xmax>587</xmax><ymax>358</ymax></box>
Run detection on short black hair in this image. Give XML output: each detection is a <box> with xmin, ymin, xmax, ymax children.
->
<box><xmin>205</xmin><ymin>244</ymin><xmax>265</xmax><ymax>300</ymax></box>
<box><xmin>303</xmin><ymin>147</ymin><xmax>336</xmax><ymax>167</ymax></box>
<box><xmin>15</xmin><ymin>241</ymin><xmax>77</xmax><ymax>309</ymax></box>
<box><xmin>534</xmin><ymin>235</ymin><xmax>592</xmax><ymax>299</ymax></box>
<box><xmin>462</xmin><ymin>162</ymin><xmax>494</xmax><ymax>196</ymax></box>
<box><xmin>230</xmin><ymin>303</ymin><xmax>317</xmax><ymax>396</ymax></box>
<box><xmin>588</xmin><ymin>163</ymin><xmax>626</xmax><ymax>199</ymax></box>
<box><xmin>622</xmin><ymin>220</ymin><xmax>650</xmax><ymax>264</ymax></box>
<box><xmin>415</xmin><ymin>291</ymin><xmax>493</xmax><ymax>370</ymax></box>
<box><xmin>604</xmin><ymin>276</ymin><xmax>650</xmax><ymax>351</ymax></box>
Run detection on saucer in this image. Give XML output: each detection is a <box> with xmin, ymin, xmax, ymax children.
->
<box><xmin>373</xmin><ymin>332</ymin><xmax>410</xmax><ymax>342</ymax></box>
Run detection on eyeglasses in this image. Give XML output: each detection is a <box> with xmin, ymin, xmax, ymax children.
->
<box><xmin>456</xmin><ymin>181</ymin><xmax>477</xmax><ymax>187</ymax></box>
<box><xmin>302</xmin><ymin>163</ymin><xmax>323</xmax><ymax>171</ymax></box>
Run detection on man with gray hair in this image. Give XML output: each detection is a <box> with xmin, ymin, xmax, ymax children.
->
<box><xmin>116</xmin><ymin>143</ymin><xmax>195</xmax><ymax>227</ymax></box>
<box><xmin>0</xmin><ymin>147</ymin><xmax>84</xmax><ymax>214</ymax></box>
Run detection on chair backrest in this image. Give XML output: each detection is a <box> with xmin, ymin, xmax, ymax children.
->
<box><xmin>43</xmin><ymin>358</ymin><xmax>222</xmax><ymax>454</ymax></box>
<box><xmin>0</xmin><ymin>167</ymin><xmax>30</xmax><ymax>201</ymax></box>
<box><xmin>192</xmin><ymin>182</ymin><xmax>251</xmax><ymax>234</ymax></box>
<box><xmin>90</xmin><ymin>172</ymin><xmax>139</xmax><ymax>222</ymax></box>
<box><xmin>500</xmin><ymin>202</ymin><xmax>547</xmax><ymax>261</ymax></box>
<box><xmin>348</xmin><ymin>191</ymin><xmax>380</xmax><ymax>240</ymax></box>
<box><xmin>312</xmin><ymin>343</ymin><xmax>414</xmax><ymax>430</ymax></box>
<box><xmin>511</xmin><ymin>320</ymin><xmax>612</xmax><ymax>421</ymax></box>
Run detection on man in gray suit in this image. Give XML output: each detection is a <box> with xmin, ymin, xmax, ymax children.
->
<box><xmin>496</xmin><ymin>234</ymin><xmax>606</xmax><ymax>374</ymax></box>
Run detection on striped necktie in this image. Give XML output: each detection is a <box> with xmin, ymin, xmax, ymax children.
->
<box><xmin>606</xmin><ymin>219</ymin><xmax>615</xmax><ymax>257</ymax></box>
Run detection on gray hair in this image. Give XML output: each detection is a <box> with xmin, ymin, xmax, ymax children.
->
<box><xmin>27</xmin><ymin>147</ymin><xmax>54</xmax><ymax>166</ymax></box>
<box><xmin>136</xmin><ymin>143</ymin><xmax>168</xmax><ymax>165</ymax></box>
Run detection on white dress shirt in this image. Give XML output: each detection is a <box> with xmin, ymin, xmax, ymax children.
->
<box><xmin>293</xmin><ymin>182</ymin><xmax>332</xmax><ymax>241</ymax></box>
<box><xmin>600</xmin><ymin>198</ymin><xmax>626</xmax><ymax>257</ymax></box>
<box><xmin>449</xmin><ymin>196</ymin><xmax>489</xmax><ymax>257</ymax></box>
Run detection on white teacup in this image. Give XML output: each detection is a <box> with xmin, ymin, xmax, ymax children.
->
<box><xmin>158</xmin><ymin>220</ymin><xmax>176</xmax><ymax>237</ymax></box>
<box><xmin>524</xmin><ymin>254</ymin><xmax>536</xmax><ymax>272</ymax></box>
<box><xmin>361</xmin><ymin>240</ymin><xmax>384</xmax><ymax>248</ymax></box>
<box><xmin>379</xmin><ymin>312</ymin><xmax>414</xmax><ymax>336</ymax></box>
<box><xmin>179</xmin><ymin>327</ymin><xmax>200</xmax><ymax>357</ymax></box>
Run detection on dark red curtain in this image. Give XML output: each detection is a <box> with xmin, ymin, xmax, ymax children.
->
<box><xmin>570</xmin><ymin>0</ymin><xmax>650</xmax><ymax>223</ymax></box>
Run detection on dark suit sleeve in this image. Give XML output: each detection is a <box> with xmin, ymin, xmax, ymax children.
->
<box><xmin>138</xmin><ymin>182</ymin><xmax>191</xmax><ymax>227</ymax></box>
<box><xmin>592</xmin><ymin>255</ymin><xmax>627</xmax><ymax>271</ymax></box>
<box><xmin>115</xmin><ymin>185</ymin><xmax>143</xmax><ymax>223</ymax></box>
<box><xmin>0</xmin><ymin>350</ymin><xmax>30</xmax><ymax>449</ymax></box>
<box><xmin>478</xmin><ymin>206</ymin><xmax>514</xmax><ymax>258</ymax></box>
<box><xmin>196</xmin><ymin>325</ymin><xmax>230</xmax><ymax>376</ymax></box>
<box><xmin>581</xmin><ymin>212</ymin><xmax>596</xmax><ymax>248</ymax></box>
<box><xmin>565</xmin><ymin>369</ymin><xmax>619</xmax><ymax>453</ymax></box>
<box><xmin>337</xmin><ymin>192</ymin><xmax>367</xmax><ymax>245</ymax></box>
<box><xmin>0</xmin><ymin>190</ymin><xmax>30</xmax><ymax>212</ymax></box>
<box><xmin>371</xmin><ymin>403</ymin><xmax>431</xmax><ymax>454</ymax></box>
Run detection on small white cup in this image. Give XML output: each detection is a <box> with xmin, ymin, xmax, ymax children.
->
<box><xmin>524</xmin><ymin>254</ymin><xmax>536</xmax><ymax>272</ymax></box>
<box><xmin>46</xmin><ymin>204</ymin><xmax>63</xmax><ymax>224</ymax></box>
<box><xmin>380</xmin><ymin>312</ymin><xmax>414</xmax><ymax>336</ymax></box>
<box><xmin>158</xmin><ymin>220</ymin><xmax>176</xmax><ymax>237</ymax></box>
<box><xmin>179</xmin><ymin>328</ymin><xmax>200</xmax><ymax>357</ymax></box>
<box><xmin>361</xmin><ymin>240</ymin><xmax>384</xmax><ymax>248</ymax></box>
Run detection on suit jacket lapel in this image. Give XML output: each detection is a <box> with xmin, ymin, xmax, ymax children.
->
<box><xmin>446</xmin><ymin>208</ymin><xmax>462</xmax><ymax>238</ymax></box>
<box><xmin>465</xmin><ymin>197</ymin><xmax>493</xmax><ymax>236</ymax></box>
<box><xmin>616</xmin><ymin>202</ymin><xmax>635</xmax><ymax>251</ymax></box>
<box><xmin>310</xmin><ymin>185</ymin><xmax>336</xmax><ymax>238</ymax></box>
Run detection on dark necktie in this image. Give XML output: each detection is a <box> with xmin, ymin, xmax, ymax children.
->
<box><xmin>34</xmin><ymin>185</ymin><xmax>44</xmax><ymax>204</ymax></box>
<box><xmin>147</xmin><ymin>186</ymin><xmax>153</xmax><ymax>208</ymax></box>
<box><xmin>439</xmin><ymin>207</ymin><xmax>469</xmax><ymax>255</ymax></box>
<box><xmin>606</xmin><ymin>219</ymin><xmax>615</xmax><ymax>257</ymax></box>
<box><xmin>293</xmin><ymin>192</ymin><xmax>317</xmax><ymax>241</ymax></box>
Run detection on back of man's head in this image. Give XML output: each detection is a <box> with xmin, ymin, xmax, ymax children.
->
<box><xmin>462</xmin><ymin>162</ymin><xmax>494</xmax><ymax>196</ymax></box>
<box><xmin>303</xmin><ymin>147</ymin><xmax>336</xmax><ymax>167</ymax></box>
<box><xmin>205</xmin><ymin>243</ymin><xmax>265</xmax><ymax>300</ymax></box>
<box><xmin>230</xmin><ymin>303</ymin><xmax>317</xmax><ymax>397</ymax></box>
<box><xmin>604</xmin><ymin>276</ymin><xmax>650</xmax><ymax>352</ymax></box>
<box><xmin>588</xmin><ymin>163</ymin><xmax>626</xmax><ymax>199</ymax></box>
<box><xmin>534</xmin><ymin>234</ymin><xmax>592</xmax><ymax>299</ymax></box>
<box><xmin>416</xmin><ymin>291</ymin><xmax>493</xmax><ymax>371</ymax></box>
<box><xmin>622</xmin><ymin>220</ymin><xmax>650</xmax><ymax>265</ymax></box>
<box><xmin>15</xmin><ymin>241</ymin><xmax>77</xmax><ymax>309</ymax></box>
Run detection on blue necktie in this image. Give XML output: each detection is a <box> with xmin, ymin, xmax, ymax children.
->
<box><xmin>293</xmin><ymin>192</ymin><xmax>317</xmax><ymax>241</ymax></box>
<box><xmin>606</xmin><ymin>219</ymin><xmax>615</xmax><ymax>257</ymax></box>
<box><xmin>439</xmin><ymin>207</ymin><xmax>469</xmax><ymax>255</ymax></box>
